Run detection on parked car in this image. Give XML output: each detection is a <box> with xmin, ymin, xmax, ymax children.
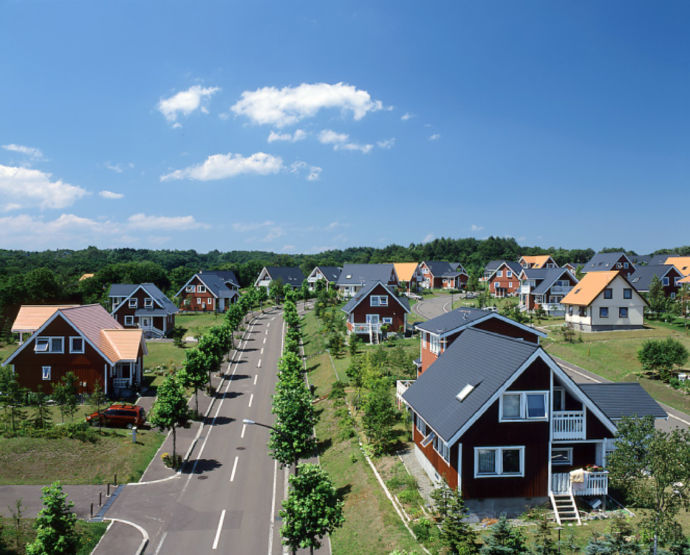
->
<box><xmin>86</xmin><ymin>403</ymin><xmax>145</xmax><ymax>428</ymax></box>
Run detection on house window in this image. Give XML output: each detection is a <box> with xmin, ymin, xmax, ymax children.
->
<box><xmin>509</xmin><ymin>282</ymin><xmax>513</xmax><ymax>288</ymax></box>
<box><xmin>551</xmin><ymin>447</ymin><xmax>573</xmax><ymax>466</ymax></box>
<box><xmin>370</xmin><ymin>296</ymin><xmax>388</xmax><ymax>307</ymax></box>
<box><xmin>495</xmin><ymin>282</ymin><xmax>500</xmax><ymax>289</ymax></box>
<box><xmin>124</xmin><ymin>315</ymin><xmax>134</xmax><ymax>326</ymax></box>
<box><xmin>34</xmin><ymin>337</ymin><xmax>63</xmax><ymax>353</ymax></box>
<box><xmin>197</xmin><ymin>285</ymin><xmax>206</xmax><ymax>293</ymax></box>
<box><xmin>429</xmin><ymin>335</ymin><xmax>441</xmax><ymax>355</ymax></box>
<box><xmin>69</xmin><ymin>337</ymin><xmax>84</xmax><ymax>353</ymax></box>
<box><xmin>144</xmin><ymin>298</ymin><xmax>153</xmax><ymax>308</ymax></box>
<box><xmin>670</xmin><ymin>292</ymin><xmax>676</xmax><ymax>299</ymax></box>
<box><xmin>497</xmin><ymin>270</ymin><xmax>503</xmax><ymax>277</ymax></box>
<box><xmin>128</xmin><ymin>298</ymin><xmax>137</xmax><ymax>308</ymax></box>
<box><xmin>604</xmin><ymin>288</ymin><xmax>612</xmax><ymax>299</ymax></box>
<box><xmin>382</xmin><ymin>317</ymin><xmax>393</xmax><ymax>325</ymax></box>
<box><xmin>662</xmin><ymin>277</ymin><xmax>669</xmax><ymax>287</ymax></box>
<box><xmin>568</xmin><ymin>306</ymin><xmax>573</xmax><ymax>316</ymax></box>
<box><xmin>41</xmin><ymin>366</ymin><xmax>51</xmax><ymax>380</ymax></box>
<box><xmin>600</xmin><ymin>307</ymin><xmax>609</xmax><ymax>318</ymax></box>
<box><xmin>417</xmin><ymin>418</ymin><xmax>427</xmax><ymax>437</ymax></box>
<box><xmin>623</xmin><ymin>288</ymin><xmax>632</xmax><ymax>299</ymax></box>
<box><xmin>579</xmin><ymin>306</ymin><xmax>587</xmax><ymax>317</ymax></box>
<box><xmin>433</xmin><ymin>436</ymin><xmax>451</xmax><ymax>463</ymax></box>
<box><xmin>623</xmin><ymin>262</ymin><xmax>629</xmax><ymax>269</ymax></box>
<box><xmin>474</xmin><ymin>446</ymin><xmax>525</xmax><ymax>477</ymax></box>
<box><xmin>616</xmin><ymin>263</ymin><xmax>622</xmax><ymax>269</ymax></box>
<box><xmin>184</xmin><ymin>299</ymin><xmax>191</xmax><ymax>306</ymax></box>
<box><xmin>197</xmin><ymin>298</ymin><xmax>202</xmax><ymax>304</ymax></box>
<box><xmin>500</xmin><ymin>391</ymin><xmax>548</xmax><ymax>421</ymax></box>
<box><xmin>186</xmin><ymin>285</ymin><xmax>196</xmax><ymax>293</ymax></box>
<box><xmin>619</xmin><ymin>307</ymin><xmax>629</xmax><ymax>318</ymax></box>
<box><xmin>506</xmin><ymin>270</ymin><xmax>513</xmax><ymax>278</ymax></box>
<box><xmin>553</xmin><ymin>387</ymin><xmax>565</xmax><ymax>411</ymax></box>
<box><xmin>675</xmin><ymin>277</ymin><xmax>681</xmax><ymax>286</ymax></box>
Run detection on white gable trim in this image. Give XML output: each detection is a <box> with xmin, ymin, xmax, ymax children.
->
<box><xmin>341</xmin><ymin>281</ymin><xmax>410</xmax><ymax>315</ymax></box>
<box><xmin>253</xmin><ymin>267</ymin><xmax>272</xmax><ymax>287</ymax></box>
<box><xmin>3</xmin><ymin>310</ymin><xmax>113</xmax><ymax>366</ymax></box>
<box><xmin>417</xmin><ymin>312</ymin><xmax>546</xmax><ymax>342</ymax></box>
<box><xmin>175</xmin><ymin>274</ymin><xmax>219</xmax><ymax>299</ymax></box>
<box><xmin>112</xmin><ymin>284</ymin><xmax>166</xmax><ymax>315</ymax></box>
<box><xmin>445</xmin><ymin>349</ymin><xmax>616</xmax><ymax>446</ymax></box>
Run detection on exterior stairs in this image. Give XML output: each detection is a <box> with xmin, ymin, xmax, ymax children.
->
<box><xmin>370</xmin><ymin>325</ymin><xmax>379</xmax><ymax>344</ymax></box>
<box><xmin>550</xmin><ymin>491</ymin><xmax>581</xmax><ymax>526</ymax></box>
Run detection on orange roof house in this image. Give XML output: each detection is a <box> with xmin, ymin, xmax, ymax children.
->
<box><xmin>666</xmin><ymin>257</ymin><xmax>690</xmax><ymax>277</ymax></box>
<box><xmin>394</xmin><ymin>263</ymin><xmax>420</xmax><ymax>283</ymax></box>
<box><xmin>79</xmin><ymin>273</ymin><xmax>95</xmax><ymax>281</ymax></box>
<box><xmin>519</xmin><ymin>255</ymin><xmax>558</xmax><ymax>269</ymax></box>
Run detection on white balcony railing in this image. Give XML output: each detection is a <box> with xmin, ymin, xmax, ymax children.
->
<box><xmin>552</xmin><ymin>472</ymin><xmax>608</xmax><ymax>496</ymax></box>
<box><xmin>396</xmin><ymin>380</ymin><xmax>414</xmax><ymax>405</ymax></box>
<box><xmin>542</xmin><ymin>302</ymin><xmax>566</xmax><ymax>314</ymax></box>
<box><xmin>553</xmin><ymin>411</ymin><xmax>585</xmax><ymax>440</ymax></box>
<box><xmin>550</xmin><ymin>285</ymin><xmax>573</xmax><ymax>295</ymax></box>
<box><xmin>520</xmin><ymin>284</ymin><xmax>531</xmax><ymax>294</ymax></box>
<box><xmin>353</xmin><ymin>323</ymin><xmax>381</xmax><ymax>334</ymax></box>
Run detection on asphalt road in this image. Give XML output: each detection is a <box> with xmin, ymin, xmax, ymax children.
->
<box><xmin>412</xmin><ymin>294</ymin><xmax>454</xmax><ymax>320</ymax></box>
<box><xmin>96</xmin><ymin>307</ymin><xmax>294</xmax><ymax>554</ymax></box>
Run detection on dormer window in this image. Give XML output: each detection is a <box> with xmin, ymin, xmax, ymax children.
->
<box><xmin>197</xmin><ymin>285</ymin><xmax>206</xmax><ymax>293</ymax></box>
<box><xmin>129</xmin><ymin>298</ymin><xmax>137</xmax><ymax>308</ymax></box>
<box><xmin>370</xmin><ymin>295</ymin><xmax>388</xmax><ymax>307</ymax></box>
<box><xmin>186</xmin><ymin>285</ymin><xmax>196</xmax><ymax>293</ymax></box>
<box><xmin>144</xmin><ymin>298</ymin><xmax>153</xmax><ymax>308</ymax></box>
<box><xmin>499</xmin><ymin>391</ymin><xmax>548</xmax><ymax>421</ymax></box>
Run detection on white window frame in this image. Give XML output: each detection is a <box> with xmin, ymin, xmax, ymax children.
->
<box><xmin>197</xmin><ymin>298</ymin><xmax>202</xmax><ymax>304</ymax></box>
<box><xmin>499</xmin><ymin>391</ymin><xmax>549</xmax><ymax>422</ymax></box>
<box><xmin>144</xmin><ymin>297</ymin><xmax>153</xmax><ymax>308</ymax></box>
<box><xmin>34</xmin><ymin>336</ymin><xmax>64</xmax><ymax>354</ymax></box>
<box><xmin>429</xmin><ymin>334</ymin><xmax>441</xmax><ymax>355</ymax></box>
<box><xmin>623</xmin><ymin>262</ymin><xmax>629</xmax><ymax>269</ymax></box>
<box><xmin>509</xmin><ymin>281</ymin><xmax>513</xmax><ymax>288</ymax></box>
<box><xmin>186</xmin><ymin>285</ymin><xmax>196</xmax><ymax>293</ymax></box>
<box><xmin>370</xmin><ymin>295</ymin><xmax>388</xmax><ymax>307</ymax></box>
<box><xmin>124</xmin><ymin>315</ymin><xmax>134</xmax><ymax>326</ymax></box>
<box><xmin>69</xmin><ymin>336</ymin><xmax>84</xmax><ymax>354</ymax></box>
<box><xmin>552</xmin><ymin>387</ymin><xmax>566</xmax><ymax>412</ymax></box>
<box><xmin>497</xmin><ymin>270</ymin><xmax>503</xmax><ymax>277</ymax></box>
<box><xmin>128</xmin><ymin>298</ymin><xmax>138</xmax><ymax>308</ymax></box>
<box><xmin>506</xmin><ymin>270</ymin><xmax>512</xmax><ymax>278</ymax></box>
<box><xmin>552</xmin><ymin>447</ymin><xmax>573</xmax><ymax>466</ymax></box>
<box><xmin>197</xmin><ymin>285</ymin><xmax>207</xmax><ymax>293</ymax></box>
<box><xmin>433</xmin><ymin>435</ymin><xmax>451</xmax><ymax>463</ymax></box>
<box><xmin>417</xmin><ymin>418</ymin><xmax>427</xmax><ymax>437</ymax></box>
<box><xmin>662</xmin><ymin>277</ymin><xmax>669</xmax><ymax>287</ymax></box>
<box><xmin>382</xmin><ymin>317</ymin><xmax>393</xmax><ymax>325</ymax></box>
<box><xmin>474</xmin><ymin>446</ymin><xmax>525</xmax><ymax>478</ymax></box>
<box><xmin>41</xmin><ymin>366</ymin><xmax>51</xmax><ymax>380</ymax></box>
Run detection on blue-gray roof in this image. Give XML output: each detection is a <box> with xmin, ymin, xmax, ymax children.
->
<box><xmin>484</xmin><ymin>260</ymin><xmax>504</xmax><ymax>272</ymax></box>
<box><xmin>336</xmin><ymin>264</ymin><xmax>396</xmax><ymax>286</ymax></box>
<box><xmin>202</xmin><ymin>270</ymin><xmax>240</xmax><ymax>288</ymax></box>
<box><xmin>402</xmin><ymin>328</ymin><xmax>540</xmax><ymax>442</ymax></box>
<box><xmin>414</xmin><ymin>306</ymin><xmax>545</xmax><ymax>339</ymax></box>
<box><xmin>579</xmin><ymin>383</ymin><xmax>667</xmax><ymax>420</ymax></box>
<box><xmin>530</xmin><ymin>268</ymin><xmax>577</xmax><ymax>296</ymax></box>
<box><xmin>109</xmin><ymin>283</ymin><xmax>178</xmax><ymax>314</ymax></box>
<box><xmin>199</xmin><ymin>274</ymin><xmax>239</xmax><ymax>299</ymax></box>
<box><xmin>629</xmin><ymin>264</ymin><xmax>678</xmax><ymax>292</ymax></box>
<box><xmin>491</xmin><ymin>261</ymin><xmax>522</xmax><ymax>277</ymax></box>
<box><xmin>341</xmin><ymin>281</ymin><xmax>410</xmax><ymax>314</ymax></box>
<box><xmin>264</xmin><ymin>266</ymin><xmax>306</xmax><ymax>287</ymax></box>
<box><xmin>583</xmin><ymin>252</ymin><xmax>634</xmax><ymax>272</ymax></box>
<box><xmin>423</xmin><ymin>261</ymin><xmax>467</xmax><ymax>278</ymax></box>
<box><xmin>314</xmin><ymin>266</ymin><xmax>341</xmax><ymax>281</ymax></box>
<box><xmin>109</xmin><ymin>284</ymin><xmax>137</xmax><ymax>297</ymax></box>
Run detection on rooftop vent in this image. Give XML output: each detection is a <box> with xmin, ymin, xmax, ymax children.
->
<box><xmin>574</xmin><ymin>288</ymin><xmax>581</xmax><ymax>294</ymax></box>
<box><xmin>456</xmin><ymin>384</ymin><xmax>474</xmax><ymax>402</ymax></box>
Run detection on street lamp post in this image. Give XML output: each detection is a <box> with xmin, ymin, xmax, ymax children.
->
<box><xmin>555</xmin><ymin>526</ymin><xmax>563</xmax><ymax>554</ymax></box>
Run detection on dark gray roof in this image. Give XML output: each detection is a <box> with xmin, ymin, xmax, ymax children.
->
<box><xmin>402</xmin><ymin>328</ymin><xmax>540</xmax><ymax>442</ymax></box>
<box><xmin>531</xmin><ymin>268</ymin><xmax>576</xmax><ymax>296</ymax></box>
<box><xmin>415</xmin><ymin>307</ymin><xmax>490</xmax><ymax>334</ymax></box>
<box><xmin>202</xmin><ymin>270</ymin><xmax>240</xmax><ymax>288</ymax></box>
<box><xmin>649</xmin><ymin>253</ymin><xmax>677</xmax><ymax>266</ymax></box>
<box><xmin>630</xmin><ymin>254</ymin><xmax>652</xmax><ymax>266</ymax></box>
<box><xmin>424</xmin><ymin>261</ymin><xmax>467</xmax><ymax>277</ymax></box>
<box><xmin>583</xmin><ymin>252</ymin><xmax>634</xmax><ymax>272</ymax></box>
<box><xmin>579</xmin><ymin>383</ymin><xmax>667</xmax><ymax>420</ymax></box>
<box><xmin>314</xmin><ymin>266</ymin><xmax>341</xmax><ymax>281</ymax></box>
<box><xmin>198</xmin><ymin>274</ymin><xmax>238</xmax><ymax>298</ymax></box>
<box><xmin>109</xmin><ymin>283</ymin><xmax>178</xmax><ymax>314</ymax></box>
<box><xmin>336</xmin><ymin>264</ymin><xmax>396</xmax><ymax>286</ymax></box>
<box><xmin>341</xmin><ymin>281</ymin><xmax>410</xmax><ymax>314</ymax></box>
<box><xmin>484</xmin><ymin>260</ymin><xmax>504</xmax><ymax>272</ymax></box>
<box><xmin>520</xmin><ymin>268</ymin><xmax>551</xmax><ymax>280</ymax></box>
<box><xmin>264</xmin><ymin>266</ymin><xmax>306</xmax><ymax>287</ymax></box>
<box><xmin>492</xmin><ymin>261</ymin><xmax>522</xmax><ymax>276</ymax></box>
<box><xmin>629</xmin><ymin>264</ymin><xmax>677</xmax><ymax>292</ymax></box>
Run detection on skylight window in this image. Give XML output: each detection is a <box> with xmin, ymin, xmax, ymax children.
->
<box><xmin>574</xmin><ymin>288</ymin><xmax>581</xmax><ymax>294</ymax></box>
<box><xmin>456</xmin><ymin>384</ymin><xmax>474</xmax><ymax>402</ymax></box>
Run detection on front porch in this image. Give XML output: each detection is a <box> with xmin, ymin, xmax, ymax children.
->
<box><xmin>551</xmin><ymin>470</ymin><xmax>608</xmax><ymax>496</ymax></box>
<box><xmin>108</xmin><ymin>361</ymin><xmax>142</xmax><ymax>397</ymax></box>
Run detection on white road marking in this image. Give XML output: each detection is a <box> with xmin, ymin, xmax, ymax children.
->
<box><xmin>257</xmin><ymin>358</ymin><xmax>262</xmax><ymax>368</ymax></box>
<box><xmin>263</xmin><ymin>337</ymin><xmax>266</xmax><ymax>344</ymax></box>
<box><xmin>260</xmin><ymin>347</ymin><xmax>264</xmax><ymax>354</ymax></box>
<box><xmin>268</xmin><ymin>460</ymin><xmax>278</xmax><ymax>555</ymax></box>
<box><xmin>153</xmin><ymin>531</ymin><xmax>168</xmax><ymax>555</ymax></box>
<box><xmin>212</xmin><ymin>509</ymin><xmax>226</xmax><ymax>550</ymax></box>
<box><xmin>265</xmin><ymin>329</ymin><xmax>268</xmax><ymax>335</ymax></box>
<box><xmin>241</xmin><ymin>424</ymin><xmax>246</xmax><ymax>438</ymax></box>
<box><xmin>248</xmin><ymin>393</ymin><xmax>254</xmax><ymax>407</ymax></box>
<box><xmin>230</xmin><ymin>456</ymin><xmax>239</xmax><ymax>482</ymax></box>
<box><xmin>254</xmin><ymin>374</ymin><xmax>258</xmax><ymax>385</ymax></box>
<box><xmin>267</xmin><ymin>322</ymin><xmax>270</xmax><ymax>328</ymax></box>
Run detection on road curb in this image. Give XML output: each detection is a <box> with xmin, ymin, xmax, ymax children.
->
<box><xmin>105</xmin><ymin>517</ymin><xmax>149</xmax><ymax>555</ymax></box>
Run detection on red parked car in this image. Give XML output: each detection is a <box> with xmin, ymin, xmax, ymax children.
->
<box><xmin>86</xmin><ymin>403</ymin><xmax>145</xmax><ymax>428</ymax></box>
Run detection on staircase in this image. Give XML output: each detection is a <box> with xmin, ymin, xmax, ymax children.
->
<box><xmin>370</xmin><ymin>325</ymin><xmax>379</xmax><ymax>344</ymax></box>
<box><xmin>550</xmin><ymin>491</ymin><xmax>581</xmax><ymax>526</ymax></box>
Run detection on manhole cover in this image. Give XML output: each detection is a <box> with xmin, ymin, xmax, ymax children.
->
<box><xmin>236</xmin><ymin>446</ymin><xmax>246</xmax><ymax>450</ymax></box>
<box><xmin>197</xmin><ymin>476</ymin><xmax>208</xmax><ymax>480</ymax></box>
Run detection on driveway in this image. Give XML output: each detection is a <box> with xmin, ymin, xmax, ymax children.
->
<box><xmin>412</xmin><ymin>294</ymin><xmax>454</xmax><ymax>320</ymax></box>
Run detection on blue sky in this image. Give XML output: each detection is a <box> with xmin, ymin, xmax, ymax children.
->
<box><xmin>1</xmin><ymin>1</ymin><xmax>688</xmax><ymax>254</ymax></box>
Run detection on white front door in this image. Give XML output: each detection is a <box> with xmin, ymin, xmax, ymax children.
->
<box><xmin>141</xmin><ymin>317</ymin><xmax>152</xmax><ymax>328</ymax></box>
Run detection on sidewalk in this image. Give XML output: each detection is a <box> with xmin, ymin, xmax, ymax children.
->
<box><xmin>0</xmin><ymin>484</ymin><xmax>111</xmax><ymax>519</ymax></box>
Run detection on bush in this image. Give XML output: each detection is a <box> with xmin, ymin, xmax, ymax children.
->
<box><xmin>411</xmin><ymin>518</ymin><xmax>432</xmax><ymax>541</ymax></box>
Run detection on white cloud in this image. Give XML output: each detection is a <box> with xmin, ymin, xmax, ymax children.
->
<box><xmin>232</xmin><ymin>220</ymin><xmax>285</xmax><ymax>243</ymax></box>
<box><xmin>318</xmin><ymin>129</ymin><xmax>373</xmax><ymax>154</ymax></box>
<box><xmin>401</xmin><ymin>112</ymin><xmax>413</xmax><ymax>121</ymax></box>
<box><xmin>99</xmin><ymin>190</ymin><xmax>124</xmax><ymax>199</ymax></box>
<box><xmin>2</xmin><ymin>203</ymin><xmax>21</xmax><ymax>212</ymax></box>
<box><xmin>377</xmin><ymin>138</ymin><xmax>395</xmax><ymax>149</ymax></box>
<box><xmin>422</xmin><ymin>233</ymin><xmax>435</xmax><ymax>244</ymax></box>
<box><xmin>104</xmin><ymin>162</ymin><xmax>134</xmax><ymax>173</ymax></box>
<box><xmin>231</xmin><ymin>82</ymin><xmax>383</xmax><ymax>127</ymax></box>
<box><xmin>158</xmin><ymin>85</ymin><xmax>220</xmax><ymax>124</ymax></box>
<box><xmin>161</xmin><ymin>152</ymin><xmax>283</xmax><ymax>182</ymax></box>
<box><xmin>2</xmin><ymin>144</ymin><xmax>44</xmax><ymax>159</ymax></box>
<box><xmin>471</xmin><ymin>224</ymin><xmax>484</xmax><ymax>232</ymax></box>
<box><xmin>289</xmin><ymin>161</ymin><xmax>322</xmax><ymax>181</ymax></box>
<box><xmin>127</xmin><ymin>213</ymin><xmax>209</xmax><ymax>231</ymax></box>
<box><xmin>428</xmin><ymin>133</ymin><xmax>441</xmax><ymax>141</ymax></box>
<box><xmin>0</xmin><ymin>164</ymin><xmax>87</xmax><ymax>209</ymax></box>
<box><xmin>267</xmin><ymin>129</ymin><xmax>307</xmax><ymax>143</ymax></box>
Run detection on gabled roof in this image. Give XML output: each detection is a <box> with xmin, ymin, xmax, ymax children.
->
<box><xmin>79</xmin><ymin>273</ymin><xmax>94</xmax><ymax>281</ymax></box>
<box><xmin>203</xmin><ymin>270</ymin><xmax>240</xmax><ymax>288</ymax></box>
<box><xmin>11</xmin><ymin>305</ymin><xmax>79</xmax><ymax>333</ymax></box>
<box><xmin>110</xmin><ymin>283</ymin><xmax>178</xmax><ymax>315</ymax></box>
<box><xmin>628</xmin><ymin>265</ymin><xmax>679</xmax><ymax>292</ymax></box>
<box><xmin>519</xmin><ymin>255</ymin><xmax>554</xmax><ymax>268</ymax></box>
<box><xmin>488</xmin><ymin>261</ymin><xmax>522</xmax><ymax>279</ymax></box>
<box><xmin>336</xmin><ymin>264</ymin><xmax>397</xmax><ymax>286</ymax></box>
<box><xmin>680</xmin><ymin>275</ymin><xmax>690</xmax><ymax>284</ymax></box>
<box><xmin>341</xmin><ymin>281</ymin><xmax>410</xmax><ymax>314</ymax></box>
<box><xmin>579</xmin><ymin>383</ymin><xmax>667</xmax><ymax>420</ymax></box>
<box><xmin>484</xmin><ymin>260</ymin><xmax>504</xmax><ymax>272</ymax></box>
<box><xmin>176</xmin><ymin>271</ymin><xmax>240</xmax><ymax>298</ymax></box>
<box><xmin>560</xmin><ymin>271</ymin><xmax>643</xmax><ymax>307</ymax></box>
<box><xmin>393</xmin><ymin>263</ymin><xmax>419</xmax><ymax>282</ymax></box>
<box><xmin>666</xmin><ymin>256</ymin><xmax>690</xmax><ymax>277</ymax></box>
<box><xmin>531</xmin><ymin>268</ymin><xmax>577</xmax><ymax>296</ymax></box>
<box><xmin>422</xmin><ymin>261</ymin><xmax>467</xmax><ymax>278</ymax></box>
<box><xmin>519</xmin><ymin>268</ymin><xmax>552</xmax><ymax>281</ymax></box>
<box><xmin>648</xmin><ymin>254</ymin><xmax>673</xmax><ymax>266</ymax></box>
<box><xmin>583</xmin><ymin>251</ymin><xmax>634</xmax><ymax>272</ymax></box>
<box><xmin>261</xmin><ymin>266</ymin><xmax>306</xmax><ymax>287</ymax></box>
<box><xmin>310</xmin><ymin>266</ymin><xmax>341</xmax><ymax>281</ymax></box>
<box><xmin>415</xmin><ymin>307</ymin><xmax>546</xmax><ymax>340</ymax></box>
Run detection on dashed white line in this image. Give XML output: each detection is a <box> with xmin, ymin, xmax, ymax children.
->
<box><xmin>267</xmin><ymin>460</ymin><xmax>278</xmax><ymax>555</ymax></box>
<box><xmin>153</xmin><ymin>531</ymin><xmax>168</xmax><ymax>555</ymax></box>
<box><xmin>265</xmin><ymin>329</ymin><xmax>268</xmax><ymax>335</ymax></box>
<box><xmin>241</xmin><ymin>424</ymin><xmax>246</xmax><ymax>438</ymax></box>
<box><xmin>260</xmin><ymin>347</ymin><xmax>264</xmax><ymax>355</ymax></box>
<box><xmin>248</xmin><ymin>393</ymin><xmax>254</xmax><ymax>408</ymax></box>
<box><xmin>263</xmin><ymin>337</ymin><xmax>266</xmax><ymax>344</ymax></box>
<box><xmin>254</xmin><ymin>374</ymin><xmax>258</xmax><ymax>386</ymax></box>
<box><xmin>257</xmin><ymin>358</ymin><xmax>262</xmax><ymax>368</ymax></box>
<box><xmin>212</xmin><ymin>509</ymin><xmax>226</xmax><ymax>550</ymax></box>
<box><xmin>267</xmin><ymin>322</ymin><xmax>270</xmax><ymax>328</ymax></box>
<box><xmin>230</xmin><ymin>456</ymin><xmax>239</xmax><ymax>482</ymax></box>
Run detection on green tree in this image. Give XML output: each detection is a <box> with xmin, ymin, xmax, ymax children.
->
<box><xmin>280</xmin><ymin>463</ymin><xmax>344</xmax><ymax>555</ymax></box>
<box><xmin>87</xmin><ymin>382</ymin><xmax>106</xmax><ymax>432</ymax></box>
<box><xmin>481</xmin><ymin>515</ymin><xmax>529</xmax><ymax>554</ymax></box>
<box><xmin>178</xmin><ymin>348</ymin><xmax>209</xmax><ymax>415</ymax></box>
<box><xmin>269</xmin><ymin>380</ymin><xmax>317</xmax><ymax>471</ymax></box>
<box><xmin>26</xmin><ymin>482</ymin><xmax>78</xmax><ymax>555</ymax></box>
<box><xmin>607</xmin><ymin>416</ymin><xmax>690</xmax><ymax>553</ymax></box>
<box><xmin>256</xmin><ymin>286</ymin><xmax>268</xmax><ymax>312</ymax></box>
<box><xmin>269</xmin><ymin>279</ymin><xmax>284</xmax><ymax>304</ymax></box>
<box><xmin>648</xmin><ymin>275</ymin><xmax>667</xmax><ymax>315</ymax></box>
<box><xmin>584</xmin><ymin>516</ymin><xmax>642</xmax><ymax>554</ymax></box>
<box><xmin>431</xmin><ymin>482</ymin><xmax>479</xmax><ymax>554</ymax></box>
<box><xmin>637</xmin><ymin>337</ymin><xmax>688</xmax><ymax>381</ymax></box>
<box><xmin>52</xmin><ymin>372</ymin><xmax>79</xmax><ymax>423</ymax></box>
<box><xmin>531</xmin><ymin>511</ymin><xmax>558</xmax><ymax>555</ymax></box>
<box><xmin>149</xmin><ymin>376</ymin><xmax>188</xmax><ymax>466</ymax></box>
<box><xmin>0</xmin><ymin>366</ymin><xmax>26</xmax><ymax>434</ymax></box>
<box><xmin>361</xmin><ymin>379</ymin><xmax>399</xmax><ymax>456</ymax></box>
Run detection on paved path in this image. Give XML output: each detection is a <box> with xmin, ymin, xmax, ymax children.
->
<box><xmin>412</xmin><ymin>294</ymin><xmax>453</xmax><ymax>321</ymax></box>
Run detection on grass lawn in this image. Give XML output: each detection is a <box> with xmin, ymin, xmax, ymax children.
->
<box><xmin>0</xmin><ymin>340</ymin><xmax>18</xmax><ymax>364</ymax></box>
<box><xmin>175</xmin><ymin>312</ymin><xmax>225</xmax><ymax>339</ymax></box>
<box><xmin>543</xmin><ymin>323</ymin><xmax>690</xmax><ymax>414</ymax></box>
<box><xmin>0</xmin><ymin>427</ymin><xmax>165</xmax><ymax>485</ymax></box>
<box><xmin>0</xmin><ymin>519</ymin><xmax>108</xmax><ymax>555</ymax></box>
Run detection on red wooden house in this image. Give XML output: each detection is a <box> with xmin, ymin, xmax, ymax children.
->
<box><xmin>582</xmin><ymin>252</ymin><xmax>636</xmax><ymax>278</ymax></box>
<box><xmin>487</xmin><ymin>261</ymin><xmax>522</xmax><ymax>297</ymax></box>
<box><xmin>109</xmin><ymin>283</ymin><xmax>178</xmax><ymax>338</ymax></box>
<box><xmin>175</xmin><ymin>271</ymin><xmax>239</xmax><ymax>313</ymax></box>
<box><xmin>4</xmin><ymin>304</ymin><xmax>147</xmax><ymax>397</ymax></box>
<box><xmin>419</xmin><ymin>261</ymin><xmax>468</xmax><ymax>290</ymax></box>
<box><xmin>341</xmin><ymin>281</ymin><xmax>410</xmax><ymax>343</ymax></box>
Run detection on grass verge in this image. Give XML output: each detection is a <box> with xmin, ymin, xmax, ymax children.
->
<box><xmin>0</xmin><ymin>518</ymin><xmax>108</xmax><ymax>555</ymax></box>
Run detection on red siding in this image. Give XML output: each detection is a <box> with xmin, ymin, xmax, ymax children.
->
<box><xmin>489</xmin><ymin>265</ymin><xmax>520</xmax><ymax>297</ymax></box>
<box><xmin>178</xmin><ymin>276</ymin><xmax>218</xmax><ymax>313</ymax></box>
<box><xmin>413</xmin><ymin>418</ymin><xmax>458</xmax><ymax>490</ymax></box>
<box><xmin>347</xmin><ymin>284</ymin><xmax>407</xmax><ymax>334</ymax></box>
<box><xmin>473</xmin><ymin>318</ymin><xmax>540</xmax><ymax>344</ymax></box>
